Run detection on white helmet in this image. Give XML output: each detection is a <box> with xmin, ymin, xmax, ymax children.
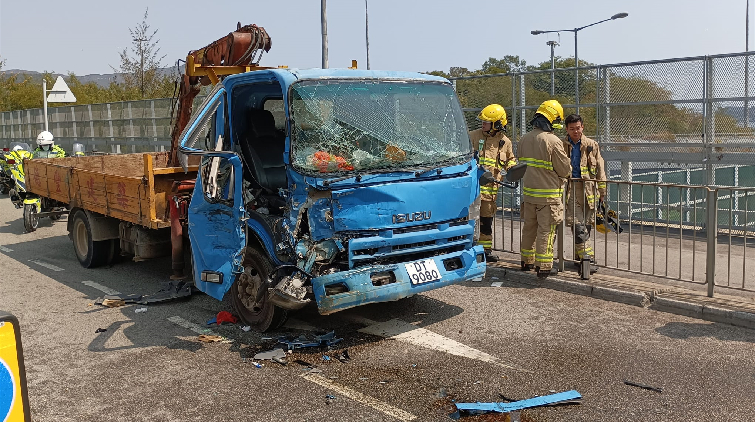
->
<box><xmin>36</xmin><ymin>131</ymin><xmax>54</xmax><ymax>146</ymax></box>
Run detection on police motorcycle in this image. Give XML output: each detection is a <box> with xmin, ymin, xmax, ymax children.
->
<box><xmin>7</xmin><ymin>141</ymin><xmax>71</xmax><ymax>233</ymax></box>
<box><xmin>0</xmin><ymin>143</ymin><xmax>29</xmax><ymax>195</ymax></box>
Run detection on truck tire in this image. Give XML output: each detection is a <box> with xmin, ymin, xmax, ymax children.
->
<box><xmin>23</xmin><ymin>204</ymin><xmax>39</xmax><ymax>232</ymax></box>
<box><xmin>229</xmin><ymin>248</ymin><xmax>287</xmax><ymax>332</ymax></box>
<box><xmin>71</xmin><ymin>210</ymin><xmax>112</xmax><ymax>268</ymax></box>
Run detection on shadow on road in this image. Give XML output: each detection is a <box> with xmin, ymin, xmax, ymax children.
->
<box><xmin>655</xmin><ymin>321</ymin><xmax>755</xmax><ymax>343</ymax></box>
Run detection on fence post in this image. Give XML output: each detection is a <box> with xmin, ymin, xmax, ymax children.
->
<box><xmin>557</xmin><ymin>187</ymin><xmax>566</xmax><ymax>273</ymax></box>
<box><xmin>704</xmin><ymin>55</ymin><xmax>715</xmax><ymax>186</ymax></box>
<box><xmin>519</xmin><ymin>75</ymin><xmax>526</xmax><ymax>138</ymax></box>
<box><xmin>706</xmin><ymin>188</ymin><xmax>717</xmax><ymax>297</ymax></box>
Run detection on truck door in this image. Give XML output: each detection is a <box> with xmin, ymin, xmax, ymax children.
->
<box><xmin>178</xmin><ymin>87</ymin><xmax>246</xmax><ymax>300</ymax></box>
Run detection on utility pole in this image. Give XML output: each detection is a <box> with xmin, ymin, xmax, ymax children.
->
<box><xmin>134</xmin><ymin>37</ymin><xmax>147</xmax><ymax>98</ymax></box>
<box><xmin>365</xmin><ymin>0</ymin><xmax>370</xmax><ymax>70</ymax></box>
<box><xmin>547</xmin><ymin>40</ymin><xmax>559</xmax><ymax>96</ymax></box>
<box><xmin>321</xmin><ymin>0</ymin><xmax>329</xmax><ymax>69</ymax></box>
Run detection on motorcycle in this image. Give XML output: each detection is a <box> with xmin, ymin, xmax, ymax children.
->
<box><xmin>4</xmin><ymin>143</ymin><xmax>68</xmax><ymax>232</ymax></box>
<box><xmin>0</xmin><ymin>142</ymin><xmax>29</xmax><ymax>195</ymax></box>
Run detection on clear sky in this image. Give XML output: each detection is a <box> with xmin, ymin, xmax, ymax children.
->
<box><xmin>0</xmin><ymin>0</ymin><xmax>752</xmax><ymax>75</ymax></box>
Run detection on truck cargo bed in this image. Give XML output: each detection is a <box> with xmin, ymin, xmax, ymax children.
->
<box><xmin>25</xmin><ymin>152</ymin><xmax>197</xmax><ymax>229</ymax></box>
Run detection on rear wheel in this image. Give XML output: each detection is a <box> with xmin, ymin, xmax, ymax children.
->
<box><xmin>23</xmin><ymin>203</ymin><xmax>39</xmax><ymax>232</ymax></box>
<box><xmin>229</xmin><ymin>249</ymin><xmax>287</xmax><ymax>332</ymax></box>
<box><xmin>71</xmin><ymin>210</ymin><xmax>111</xmax><ymax>268</ymax></box>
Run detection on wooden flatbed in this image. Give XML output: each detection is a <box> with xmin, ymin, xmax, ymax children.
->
<box><xmin>25</xmin><ymin>152</ymin><xmax>198</xmax><ymax>229</ymax></box>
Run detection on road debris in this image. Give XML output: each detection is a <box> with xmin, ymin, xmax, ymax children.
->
<box><xmin>207</xmin><ymin>311</ymin><xmax>239</xmax><ymax>326</ymax></box>
<box><xmin>101</xmin><ymin>299</ymin><xmax>125</xmax><ymax>308</ymax></box>
<box><xmin>240</xmin><ymin>325</ymin><xmax>251</xmax><ymax>332</ymax></box>
<box><xmin>254</xmin><ymin>348</ymin><xmax>287</xmax><ymax>361</ymax></box>
<box><xmin>453</xmin><ymin>390</ymin><xmax>582</xmax><ymax>416</ymax></box>
<box><xmin>491</xmin><ymin>281</ymin><xmax>503</xmax><ymax>287</ymax></box>
<box><xmin>96</xmin><ymin>281</ymin><xmax>191</xmax><ymax>306</ymax></box>
<box><xmin>134</xmin><ymin>307</ymin><xmax>148</xmax><ymax>313</ymax></box>
<box><xmin>322</xmin><ymin>355</ymin><xmax>331</xmax><ymax>361</ymax></box>
<box><xmin>197</xmin><ymin>334</ymin><xmax>224</xmax><ymax>343</ymax></box>
<box><xmin>336</xmin><ymin>349</ymin><xmax>351</xmax><ymax>363</ymax></box>
<box><xmin>624</xmin><ymin>380</ymin><xmax>663</xmax><ymax>393</ymax></box>
<box><xmin>94</xmin><ymin>328</ymin><xmax>107</xmax><ymax>333</ymax></box>
<box><xmin>276</xmin><ymin>331</ymin><xmax>343</xmax><ymax>350</ymax></box>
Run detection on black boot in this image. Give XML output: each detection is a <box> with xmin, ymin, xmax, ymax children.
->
<box><xmin>535</xmin><ymin>267</ymin><xmax>559</xmax><ymax>278</ymax></box>
<box><xmin>521</xmin><ymin>261</ymin><xmax>534</xmax><ymax>271</ymax></box>
<box><xmin>485</xmin><ymin>252</ymin><xmax>499</xmax><ymax>263</ymax></box>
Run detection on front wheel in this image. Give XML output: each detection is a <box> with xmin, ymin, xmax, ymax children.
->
<box><xmin>228</xmin><ymin>248</ymin><xmax>287</xmax><ymax>332</ymax></box>
<box><xmin>23</xmin><ymin>203</ymin><xmax>39</xmax><ymax>232</ymax></box>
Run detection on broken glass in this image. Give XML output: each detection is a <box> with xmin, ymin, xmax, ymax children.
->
<box><xmin>290</xmin><ymin>80</ymin><xmax>471</xmax><ymax>175</ymax></box>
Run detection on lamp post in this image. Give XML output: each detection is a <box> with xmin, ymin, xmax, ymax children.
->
<box><xmin>546</xmin><ymin>40</ymin><xmax>559</xmax><ymax>96</ymax></box>
<box><xmin>532</xmin><ymin>12</ymin><xmax>628</xmax><ymax>113</ymax></box>
<box><xmin>365</xmin><ymin>0</ymin><xmax>370</xmax><ymax>70</ymax></box>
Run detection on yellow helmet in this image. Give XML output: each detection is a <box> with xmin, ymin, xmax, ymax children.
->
<box><xmin>477</xmin><ymin>104</ymin><xmax>508</xmax><ymax>130</ymax></box>
<box><xmin>535</xmin><ymin>100</ymin><xmax>564</xmax><ymax>126</ymax></box>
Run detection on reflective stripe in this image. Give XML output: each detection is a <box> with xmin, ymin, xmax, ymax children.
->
<box><xmin>521</xmin><ymin>248</ymin><xmax>535</xmax><ymax>257</ymax></box>
<box><xmin>597</xmin><ymin>182</ymin><xmax>607</xmax><ymax>189</ymax></box>
<box><xmin>478</xmin><ymin>240</ymin><xmax>492</xmax><ymax>246</ymax></box>
<box><xmin>523</xmin><ymin>187</ymin><xmax>562</xmax><ymax>198</ymax></box>
<box><xmin>480</xmin><ymin>187</ymin><xmax>499</xmax><ymax>195</ymax></box>
<box><xmin>519</xmin><ymin>157</ymin><xmax>554</xmax><ymax>171</ymax></box>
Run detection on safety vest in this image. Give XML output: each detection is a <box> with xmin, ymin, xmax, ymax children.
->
<box><xmin>469</xmin><ymin>128</ymin><xmax>516</xmax><ymax>200</ymax></box>
<box><xmin>518</xmin><ymin>128</ymin><xmax>572</xmax><ymax>204</ymax></box>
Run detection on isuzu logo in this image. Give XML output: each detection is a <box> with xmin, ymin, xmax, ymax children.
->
<box><xmin>392</xmin><ymin>211</ymin><xmax>432</xmax><ymax>224</ymax></box>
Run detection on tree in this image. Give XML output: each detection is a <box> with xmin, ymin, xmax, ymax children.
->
<box><xmin>114</xmin><ymin>8</ymin><xmax>169</xmax><ymax>99</ymax></box>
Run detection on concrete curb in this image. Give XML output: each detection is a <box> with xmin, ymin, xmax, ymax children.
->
<box><xmin>487</xmin><ymin>265</ymin><xmax>755</xmax><ymax>330</ymax></box>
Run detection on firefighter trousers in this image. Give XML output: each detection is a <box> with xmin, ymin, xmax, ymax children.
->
<box><xmin>565</xmin><ymin>181</ymin><xmax>596</xmax><ymax>261</ymax></box>
<box><xmin>520</xmin><ymin>202</ymin><xmax>563</xmax><ymax>271</ymax></box>
<box><xmin>478</xmin><ymin>199</ymin><xmax>497</xmax><ymax>253</ymax></box>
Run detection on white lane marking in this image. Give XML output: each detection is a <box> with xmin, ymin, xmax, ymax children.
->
<box><xmin>358</xmin><ymin>318</ymin><xmax>530</xmax><ymax>373</ymax></box>
<box><xmin>301</xmin><ymin>372</ymin><xmax>417</xmax><ymax>421</ymax></box>
<box><xmin>29</xmin><ymin>259</ymin><xmax>65</xmax><ymax>271</ymax></box>
<box><xmin>167</xmin><ymin>316</ymin><xmax>218</xmax><ymax>336</ymax></box>
<box><xmin>0</xmin><ymin>245</ymin><xmax>13</xmax><ymax>252</ymax></box>
<box><xmin>81</xmin><ymin>280</ymin><xmax>121</xmax><ymax>296</ymax></box>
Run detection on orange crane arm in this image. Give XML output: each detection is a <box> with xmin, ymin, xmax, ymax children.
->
<box><xmin>168</xmin><ymin>23</ymin><xmax>272</xmax><ymax>166</ymax></box>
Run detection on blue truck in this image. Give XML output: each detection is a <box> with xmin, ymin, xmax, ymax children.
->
<box><xmin>177</xmin><ymin>68</ymin><xmax>490</xmax><ymax>330</ymax></box>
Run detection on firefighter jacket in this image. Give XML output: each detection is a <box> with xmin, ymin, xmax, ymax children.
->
<box><xmin>469</xmin><ymin>128</ymin><xmax>516</xmax><ymax>200</ymax></box>
<box><xmin>33</xmin><ymin>145</ymin><xmax>66</xmax><ymax>159</ymax></box>
<box><xmin>518</xmin><ymin>128</ymin><xmax>572</xmax><ymax>205</ymax></box>
<box><xmin>563</xmin><ymin>135</ymin><xmax>607</xmax><ymax>202</ymax></box>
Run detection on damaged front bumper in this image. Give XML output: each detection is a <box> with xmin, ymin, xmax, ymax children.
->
<box><xmin>312</xmin><ymin>245</ymin><xmax>486</xmax><ymax>314</ymax></box>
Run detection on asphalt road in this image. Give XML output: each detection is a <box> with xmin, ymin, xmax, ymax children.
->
<box><xmin>2</xmin><ymin>197</ymin><xmax>755</xmax><ymax>421</ymax></box>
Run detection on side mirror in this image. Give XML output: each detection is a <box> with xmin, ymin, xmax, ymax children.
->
<box><xmin>505</xmin><ymin>163</ymin><xmax>527</xmax><ymax>183</ymax></box>
<box><xmin>0</xmin><ymin>312</ymin><xmax>31</xmax><ymax>421</ymax></box>
<box><xmin>479</xmin><ymin>170</ymin><xmax>496</xmax><ymax>186</ymax></box>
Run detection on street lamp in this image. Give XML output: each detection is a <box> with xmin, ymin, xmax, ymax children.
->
<box><xmin>532</xmin><ymin>12</ymin><xmax>628</xmax><ymax>112</ymax></box>
<box><xmin>546</xmin><ymin>40</ymin><xmax>559</xmax><ymax>96</ymax></box>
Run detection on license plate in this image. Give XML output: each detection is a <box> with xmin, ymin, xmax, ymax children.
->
<box><xmin>405</xmin><ymin>259</ymin><xmax>442</xmax><ymax>285</ymax></box>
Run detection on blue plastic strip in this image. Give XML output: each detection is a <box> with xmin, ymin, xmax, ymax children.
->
<box><xmin>455</xmin><ymin>390</ymin><xmax>582</xmax><ymax>413</ymax></box>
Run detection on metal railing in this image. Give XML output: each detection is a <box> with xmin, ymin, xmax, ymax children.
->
<box><xmin>491</xmin><ymin>179</ymin><xmax>755</xmax><ymax>296</ymax></box>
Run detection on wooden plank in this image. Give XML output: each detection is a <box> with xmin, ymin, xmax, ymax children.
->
<box><xmin>153</xmin><ymin>165</ymin><xmax>199</xmax><ymax>175</ymax></box>
<box><xmin>107</xmin><ymin>191</ymin><xmax>141</xmax><ymax>215</ymax></box>
<box><xmin>144</xmin><ymin>154</ymin><xmax>157</xmax><ymax>222</ymax></box>
<box><xmin>75</xmin><ymin>171</ymin><xmax>108</xmax><ymax>210</ymax></box>
<box><xmin>25</xmin><ymin>161</ymin><xmax>48</xmax><ymax>196</ymax></box>
<box><xmin>104</xmin><ymin>176</ymin><xmax>143</xmax><ymax>199</ymax></box>
<box><xmin>46</xmin><ymin>166</ymin><xmax>71</xmax><ymax>202</ymax></box>
<box><xmin>108</xmin><ymin>207</ymin><xmax>141</xmax><ymax>226</ymax></box>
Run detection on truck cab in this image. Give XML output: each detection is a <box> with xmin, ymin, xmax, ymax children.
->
<box><xmin>179</xmin><ymin>68</ymin><xmax>486</xmax><ymax>331</ymax></box>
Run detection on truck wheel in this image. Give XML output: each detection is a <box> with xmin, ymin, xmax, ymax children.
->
<box><xmin>229</xmin><ymin>249</ymin><xmax>287</xmax><ymax>332</ymax></box>
<box><xmin>71</xmin><ymin>210</ymin><xmax>111</xmax><ymax>268</ymax></box>
<box><xmin>23</xmin><ymin>204</ymin><xmax>39</xmax><ymax>232</ymax></box>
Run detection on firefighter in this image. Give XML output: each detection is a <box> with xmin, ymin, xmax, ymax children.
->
<box><xmin>518</xmin><ymin>100</ymin><xmax>572</xmax><ymax>278</ymax></box>
<box><xmin>469</xmin><ymin>104</ymin><xmax>517</xmax><ymax>262</ymax></box>
<box><xmin>563</xmin><ymin>114</ymin><xmax>607</xmax><ymax>272</ymax></box>
<box><xmin>34</xmin><ymin>131</ymin><xmax>66</xmax><ymax>159</ymax></box>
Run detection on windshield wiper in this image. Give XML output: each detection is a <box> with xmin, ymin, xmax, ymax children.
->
<box><xmin>322</xmin><ymin>169</ymin><xmax>414</xmax><ymax>186</ymax></box>
<box><xmin>414</xmin><ymin>161</ymin><xmax>473</xmax><ymax>178</ymax></box>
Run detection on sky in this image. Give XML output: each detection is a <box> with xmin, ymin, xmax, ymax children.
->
<box><xmin>0</xmin><ymin>0</ymin><xmax>753</xmax><ymax>76</ymax></box>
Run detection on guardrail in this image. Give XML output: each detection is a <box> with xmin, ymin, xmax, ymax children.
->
<box><xmin>491</xmin><ymin>179</ymin><xmax>755</xmax><ymax>296</ymax></box>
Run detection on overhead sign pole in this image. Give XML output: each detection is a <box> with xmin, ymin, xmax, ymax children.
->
<box><xmin>43</xmin><ymin>76</ymin><xmax>77</xmax><ymax>132</ymax></box>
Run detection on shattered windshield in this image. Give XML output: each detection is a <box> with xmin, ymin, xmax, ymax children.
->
<box><xmin>290</xmin><ymin>80</ymin><xmax>471</xmax><ymax>175</ymax></box>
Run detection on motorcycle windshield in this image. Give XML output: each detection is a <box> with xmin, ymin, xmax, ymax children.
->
<box><xmin>289</xmin><ymin>80</ymin><xmax>471</xmax><ymax>175</ymax></box>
